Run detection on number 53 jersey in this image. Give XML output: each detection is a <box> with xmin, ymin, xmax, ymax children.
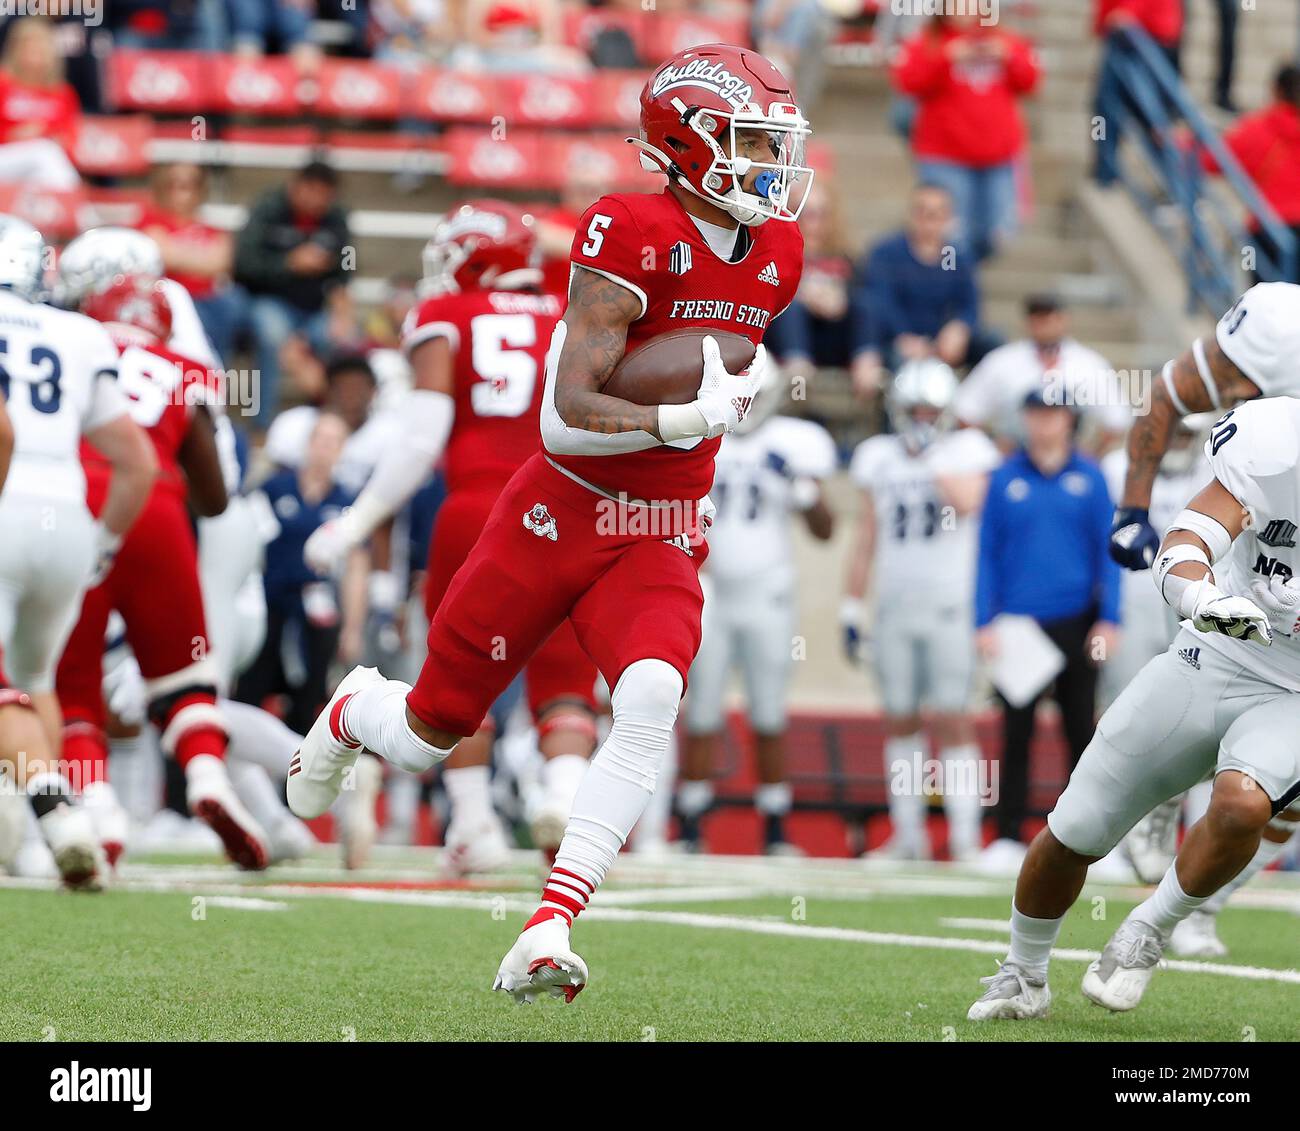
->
<box><xmin>0</xmin><ymin>291</ymin><xmax>127</xmax><ymax>505</ymax></box>
<box><xmin>1193</xmin><ymin>396</ymin><xmax>1300</xmax><ymax>690</ymax></box>
<box><xmin>850</xmin><ymin>427</ymin><xmax>1001</xmax><ymax>607</ymax></box>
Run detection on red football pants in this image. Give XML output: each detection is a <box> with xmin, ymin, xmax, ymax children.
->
<box><xmin>407</xmin><ymin>453</ymin><xmax>706</xmax><ymax>737</ymax></box>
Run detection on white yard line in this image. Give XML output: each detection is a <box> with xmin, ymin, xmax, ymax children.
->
<box><xmin>940</xmin><ymin>917</ymin><xmax>1013</xmax><ymax>933</ymax></box>
<box><xmin>204</xmin><ymin>896</ymin><xmax>289</xmax><ymax>912</ymax></box>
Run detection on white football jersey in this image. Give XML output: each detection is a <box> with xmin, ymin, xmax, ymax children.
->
<box><xmin>1214</xmin><ymin>282</ymin><xmax>1300</xmax><ymax>398</ymax></box>
<box><xmin>705</xmin><ymin>415</ymin><xmax>836</xmax><ymax>587</ymax></box>
<box><xmin>0</xmin><ymin>291</ymin><xmax>127</xmax><ymax>503</ymax></box>
<box><xmin>1193</xmin><ymin>396</ymin><xmax>1300</xmax><ymax>689</ymax></box>
<box><xmin>851</xmin><ymin>426</ymin><xmax>1000</xmax><ymax>605</ymax></box>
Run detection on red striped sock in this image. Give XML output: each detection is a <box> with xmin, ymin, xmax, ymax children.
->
<box><xmin>525</xmin><ymin>866</ymin><xmax>596</xmax><ymax>930</ymax></box>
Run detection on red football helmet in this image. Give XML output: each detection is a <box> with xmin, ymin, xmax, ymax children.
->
<box><xmin>632</xmin><ymin>43</ymin><xmax>813</xmax><ymax>227</ymax></box>
<box><xmin>80</xmin><ymin>275</ymin><xmax>173</xmax><ymax>342</ymax></box>
<box><xmin>420</xmin><ymin>199</ymin><xmax>541</xmax><ymax>296</ymax></box>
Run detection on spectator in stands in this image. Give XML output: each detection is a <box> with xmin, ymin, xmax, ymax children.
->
<box><xmin>236</xmin><ymin>412</ymin><xmax>368</xmax><ymax>734</ymax></box>
<box><xmin>227</xmin><ymin>0</ymin><xmax>322</xmax><ymax>73</ymax></box>
<box><xmin>450</xmin><ymin>0</ymin><xmax>588</xmax><ymax>73</ymax></box>
<box><xmin>754</xmin><ymin>0</ymin><xmax>833</xmax><ymax>107</ymax></box>
<box><xmin>1200</xmin><ymin>63</ymin><xmax>1300</xmax><ymax>284</ymax></box>
<box><xmin>0</xmin><ymin>17</ymin><xmax>81</xmax><ymax>191</ymax></box>
<box><xmin>109</xmin><ymin>1</ymin><xmax>228</xmax><ymax>52</ymax></box>
<box><xmin>850</xmin><ymin>183</ymin><xmax>996</xmax><ymax>398</ymax></box>
<box><xmin>954</xmin><ymin>294</ymin><xmax>1132</xmax><ymax>452</ymax></box>
<box><xmin>975</xmin><ymin>390</ymin><xmax>1120</xmax><ymax>868</ymax></box>
<box><xmin>1205</xmin><ymin>0</ymin><xmax>1240</xmax><ymax>112</ymax></box>
<box><xmin>1092</xmin><ymin>0</ymin><xmax>1184</xmax><ymax>186</ymax></box>
<box><xmin>766</xmin><ymin>179</ymin><xmax>860</xmax><ymax>379</ymax></box>
<box><xmin>892</xmin><ymin>12</ymin><xmax>1040</xmax><ymax>261</ymax></box>
<box><xmin>372</xmin><ymin>0</ymin><xmax>457</xmax><ymax>67</ymax></box>
<box><xmin>139</xmin><ymin>162</ymin><xmax>240</xmax><ymax>362</ymax></box>
<box><xmin>234</xmin><ymin>160</ymin><xmax>352</xmax><ymax>429</ymax></box>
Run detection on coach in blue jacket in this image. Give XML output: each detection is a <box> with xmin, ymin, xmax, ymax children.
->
<box><xmin>975</xmin><ymin>389</ymin><xmax>1122</xmax><ymax>854</ymax></box>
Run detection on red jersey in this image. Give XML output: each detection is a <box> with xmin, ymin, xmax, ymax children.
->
<box><xmin>1202</xmin><ymin>101</ymin><xmax>1300</xmax><ymax>228</ymax></box>
<box><xmin>549</xmin><ymin>190</ymin><xmax>803</xmax><ymax>505</ymax></box>
<box><xmin>0</xmin><ymin>73</ymin><xmax>78</xmax><ymax>147</ymax></box>
<box><xmin>402</xmin><ymin>289</ymin><xmax>564</xmax><ymax>495</ymax></box>
<box><xmin>138</xmin><ymin>204</ymin><xmax>227</xmax><ymax>299</ymax></box>
<box><xmin>81</xmin><ymin>325</ymin><xmax>224</xmax><ymax>499</ymax></box>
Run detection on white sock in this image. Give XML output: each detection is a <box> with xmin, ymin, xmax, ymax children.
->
<box><xmin>885</xmin><ymin>733</ymin><xmax>926</xmax><ymax>848</ymax></box>
<box><xmin>755</xmin><ymin>781</ymin><xmax>792</xmax><ymax>816</ymax></box>
<box><xmin>444</xmin><ymin>765</ymin><xmax>493</xmax><ymax>826</ymax></box>
<box><xmin>1202</xmin><ymin>828</ymin><xmax>1294</xmax><ymax>914</ymax></box>
<box><xmin>1007</xmin><ymin>903</ymin><xmax>1064</xmax><ymax>979</ymax></box>
<box><xmin>342</xmin><ymin>679</ymin><xmax>454</xmax><ymax>773</ymax></box>
<box><xmin>541</xmin><ymin>753</ymin><xmax>588</xmax><ymax>816</ymax></box>
<box><xmin>941</xmin><ymin>743</ymin><xmax>983</xmax><ymax>854</ymax></box>
<box><xmin>221</xmin><ymin>697</ymin><xmax>301</xmax><ymax>776</ymax></box>
<box><xmin>227</xmin><ymin>760</ymin><xmax>292</xmax><ymax>836</ymax></box>
<box><xmin>538</xmin><ymin>660</ymin><xmax>681</xmax><ymax>926</ymax></box>
<box><xmin>1131</xmin><ymin>865</ymin><xmax>1207</xmax><ymax>936</ymax></box>
<box><xmin>676</xmin><ymin>778</ymin><xmax>714</xmax><ymax>817</ymax></box>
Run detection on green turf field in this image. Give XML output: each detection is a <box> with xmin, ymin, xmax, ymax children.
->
<box><xmin>2</xmin><ymin>850</ymin><xmax>1296</xmax><ymax>1042</ymax></box>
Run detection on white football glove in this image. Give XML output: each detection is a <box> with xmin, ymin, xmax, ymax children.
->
<box><xmin>102</xmin><ymin>652</ymin><xmax>147</xmax><ymax>728</ymax></box>
<box><xmin>694</xmin><ymin>337</ymin><xmax>766</xmax><ymax>439</ymax></box>
<box><xmin>88</xmin><ymin>522</ymin><xmax>122</xmax><ymax>588</ymax></box>
<box><xmin>1191</xmin><ymin>591</ymin><xmax>1273</xmax><ymax>645</ymax></box>
<box><xmin>1248</xmin><ymin>575</ymin><xmax>1300</xmax><ymax>637</ymax></box>
<box><xmin>304</xmin><ymin>513</ymin><xmax>362</xmax><ymax>576</ymax></box>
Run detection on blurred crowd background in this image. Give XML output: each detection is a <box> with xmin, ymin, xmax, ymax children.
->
<box><xmin>2</xmin><ymin>0</ymin><xmax>1299</xmax><ymax>864</ymax></box>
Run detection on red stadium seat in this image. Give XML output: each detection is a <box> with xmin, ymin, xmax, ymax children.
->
<box><xmin>315</xmin><ymin>60</ymin><xmax>405</xmax><ymax>120</ymax></box>
<box><xmin>411</xmin><ymin>69</ymin><xmax>498</xmax><ymax>124</ymax></box>
<box><xmin>542</xmin><ymin>133</ymin><xmax>658</xmax><ymax>192</ymax></box>
<box><xmin>501</xmin><ymin>73</ymin><xmax>595</xmax><ymax>129</ymax></box>
<box><xmin>73</xmin><ymin>115</ymin><xmax>153</xmax><ymax>176</ymax></box>
<box><xmin>107</xmin><ymin>50</ymin><xmax>211</xmax><ymax>114</ymax></box>
<box><xmin>0</xmin><ymin>184</ymin><xmax>86</xmax><ymax>240</ymax></box>
<box><xmin>591</xmin><ymin>70</ymin><xmax>644</xmax><ymax>128</ymax></box>
<box><xmin>562</xmin><ymin>7</ymin><xmax>649</xmax><ymax>60</ymax></box>
<box><xmin>443</xmin><ymin>127</ymin><xmax>545</xmax><ymax>187</ymax></box>
<box><xmin>644</xmin><ymin>14</ymin><xmax>751</xmax><ymax>59</ymax></box>
<box><xmin>211</xmin><ymin>55</ymin><xmax>302</xmax><ymax>116</ymax></box>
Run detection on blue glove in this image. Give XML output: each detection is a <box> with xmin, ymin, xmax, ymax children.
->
<box><xmin>840</xmin><ymin>598</ymin><xmax>866</xmax><ymax>664</ymax></box>
<box><xmin>1109</xmin><ymin>507</ymin><xmax>1161</xmax><ymax>570</ymax></box>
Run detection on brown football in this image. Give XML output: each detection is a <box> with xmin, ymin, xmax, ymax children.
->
<box><xmin>602</xmin><ymin>329</ymin><xmax>757</xmax><ymax>406</ymax></box>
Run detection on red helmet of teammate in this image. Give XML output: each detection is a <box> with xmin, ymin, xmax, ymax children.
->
<box><xmin>419</xmin><ymin>199</ymin><xmax>541</xmax><ymax>297</ymax></box>
<box><xmin>632</xmin><ymin>43</ymin><xmax>813</xmax><ymax>228</ymax></box>
<box><xmin>80</xmin><ymin>275</ymin><xmax>173</xmax><ymax>342</ymax></box>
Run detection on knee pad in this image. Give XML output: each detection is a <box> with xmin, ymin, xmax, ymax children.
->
<box><xmin>600</xmin><ymin>660</ymin><xmax>683</xmax><ymax>792</ymax></box>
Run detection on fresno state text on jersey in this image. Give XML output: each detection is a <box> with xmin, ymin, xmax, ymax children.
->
<box><xmin>551</xmin><ymin>190</ymin><xmax>803</xmax><ymax>504</ymax></box>
<box><xmin>402</xmin><ymin>289</ymin><xmax>563</xmax><ymax>493</ymax></box>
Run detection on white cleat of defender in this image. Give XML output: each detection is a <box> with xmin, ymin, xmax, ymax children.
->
<box><xmin>967</xmin><ymin>961</ymin><xmax>1051</xmax><ymax>1021</ymax></box>
<box><xmin>338</xmin><ymin>752</ymin><xmax>383</xmax><ymax>871</ymax></box>
<box><xmin>493</xmin><ymin>917</ymin><xmax>589</xmax><ymax>1005</ymax></box>
<box><xmin>1082</xmin><ymin>918</ymin><xmax>1166</xmax><ymax>1011</ymax></box>
<box><xmin>1169</xmin><ymin>909</ymin><xmax>1227</xmax><ymax>958</ymax></box>
<box><xmin>287</xmin><ymin>666</ymin><xmax>382</xmax><ymax>820</ymax></box>
<box><xmin>38</xmin><ymin>802</ymin><xmax>106</xmax><ymax>891</ymax></box>
<box><xmin>443</xmin><ymin>814</ymin><xmax>512</xmax><ymax>877</ymax></box>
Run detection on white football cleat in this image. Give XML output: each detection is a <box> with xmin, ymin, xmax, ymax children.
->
<box><xmin>81</xmin><ymin>780</ymin><xmax>129</xmax><ymax>869</ymax></box>
<box><xmin>339</xmin><ymin>753</ymin><xmax>382</xmax><ymax>870</ymax></box>
<box><xmin>1082</xmin><ymin>918</ymin><xmax>1166</xmax><ymax>1011</ymax></box>
<box><xmin>868</xmin><ymin>833</ymin><xmax>931</xmax><ymax>862</ymax></box>
<box><xmin>186</xmin><ymin>754</ymin><xmax>269</xmax><ymax>871</ymax></box>
<box><xmin>443</xmin><ymin>813</ymin><xmax>512</xmax><ymax>877</ymax></box>
<box><xmin>530</xmin><ymin>804</ymin><xmax>568</xmax><ymax>862</ymax></box>
<box><xmin>266</xmin><ymin>814</ymin><xmax>316</xmax><ymax>864</ymax></box>
<box><xmin>287</xmin><ymin>666</ymin><xmax>381</xmax><ymax>820</ymax></box>
<box><xmin>1169</xmin><ymin>909</ymin><xmax>1227</xmax><ymax>959</ymax></box>
<box><xmin>493</xmin><ymin>917</ymin><xmax>589</xmax><ymax>1004</ymax></box>
<box><xmin>967</xmin><ymin>961</ymin><xmax>1051</xmax><ymax>1021</ymax></box>
<box><xmin>1122</xmin><ymin>797</ymin><xmax>1181</xmax><ymax>884</ymax></box>
<box><xmin>38</xmin><ymin>803</ymin><xmax>105</xmax><ymax>891</ymax></box>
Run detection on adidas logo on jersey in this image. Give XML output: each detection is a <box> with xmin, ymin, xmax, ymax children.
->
<box><xmin>1177</xmin><ymin>646</ymin><xmax>1201</xmax><ymax>670</ymax></box>
<box><xmin>757</xmin><ymin>261</ymin><xmax>780</xmax><ymax>286</ymax></box>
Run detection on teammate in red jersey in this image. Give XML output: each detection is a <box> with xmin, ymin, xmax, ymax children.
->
<box><xmin>54</xmin><ymin>267</ymin><xmax>269</xmax><ymax>871</ymax></box>
<box><xmin>305</xmin><ymin>200</ymin><xmax>599</xmax><ymax>871</ymax></box>
<box><xmin>289</xmin><ymin>43</ymin><xmax>810</xmax><ymax>1001</ymax></box>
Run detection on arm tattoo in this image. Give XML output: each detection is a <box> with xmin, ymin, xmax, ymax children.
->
<box><xmin>553</xmin><ymin>267</ymin><xmax>663</xmax><ymax>439</ymax></box>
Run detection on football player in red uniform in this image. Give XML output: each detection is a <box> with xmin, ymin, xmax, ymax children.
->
<box><xmin>304</xmin><ymin>200</ymin><xmax>599</xmax><ymax>871</ymax></box>
<box><xmin>289</xmin><ymin>43</ymin><xmax>810</xmax><ymax>1001</ymax></box>
<box><xmin>54</xmin><ymin>262</ymin><xmax>270</xmax><ymax>872</ymax></box>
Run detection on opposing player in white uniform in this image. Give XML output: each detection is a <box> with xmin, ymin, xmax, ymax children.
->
<box><xmin>843</xmin><ymin>361</ymin><xmax>1000</xmax><ymax>861</ymax></box>
<box><xmin>0</xmin><ymin>216</ymin><xmax>157</xmax><ymax>886</ymax></box>
<box><xmin>970</xmin><ymin>397</ymin><xmax>1300</xmax><ymax>1019</ymax></box>
<box><xmin>679</xmin><ymin>384</ymin><xmax>835</xmax><ymax>854</ymax></box>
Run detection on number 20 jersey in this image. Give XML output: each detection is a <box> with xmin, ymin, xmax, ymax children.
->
<box><xmin>402</xmin><ymin>289</ymin><xmax>563</xmax><ymax>495</ymax></box>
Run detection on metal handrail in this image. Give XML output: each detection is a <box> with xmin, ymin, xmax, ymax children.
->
<box><xmin>1106</xmin><ymin>25</ymin><xmax>1297</xmax><ymax>313</ymax></box>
